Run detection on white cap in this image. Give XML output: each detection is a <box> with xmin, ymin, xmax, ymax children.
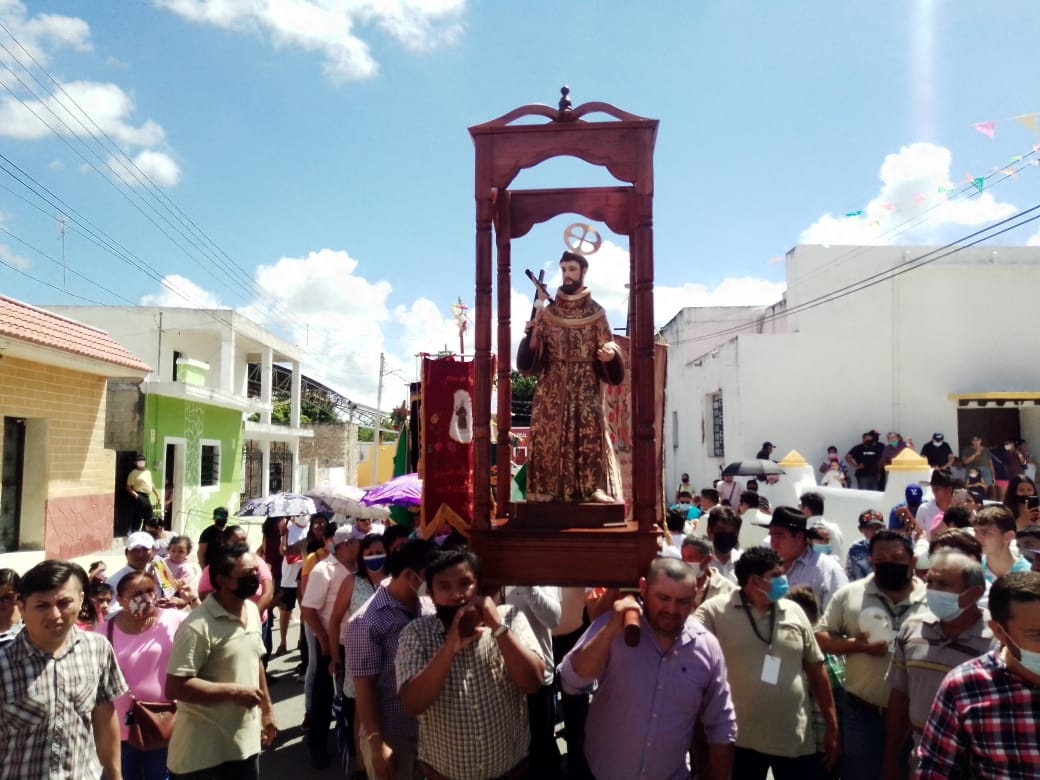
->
<box><xmin>332</xmin><ymin>525</ymin><xmax>355</xmax><ymax>546</ymax></box>
<box><xmin>126</xmin><ymin>531</ymin><xmax>155</xmax><ymax>551</ymax></box>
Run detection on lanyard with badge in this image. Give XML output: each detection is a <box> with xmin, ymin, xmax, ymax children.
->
<box><xmin>740</xmin><ymin>593</ymin><xmax>781</xmax><ymax>685</ymax></box>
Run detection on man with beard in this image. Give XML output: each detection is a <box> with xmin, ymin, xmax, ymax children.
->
<box><xmin>816</xmin><ymin>530</ymin><xmax>928</xmax><ymax>780</ymax></box>
<box><xmin>560</xmin><ymin>558</ymin><xmax>737</xmax><ymax>780</ymax></box>
<box><xmin>395</xmin><ymin>549</ymin><xmax>544</xmax><ymax>780</ymax></box>
<box><xmin>197</xmin><ymin>506</ymin><xmax>230</xmax><ymax>568</ymax></box>
<box><xmin>517</xmin><ymin>251</ymin><xmax>624</xmax><ymax>504</ymax></box>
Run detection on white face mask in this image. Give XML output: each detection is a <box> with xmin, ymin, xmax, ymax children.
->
<box><xmin>293</xmin><ymin>516</ymin><xmax>310</xmax><ymax>528</ymax></box>
<box><xmin>926</xmin><ymin>588</ymin><xmax>967</xmax><ymax>622</ymax></box>
<box><xmin>687</xmin><ymin>562</ymin><xmax>703</xmax><ymax>579</ymax></box>
<box><xmin>1004</xmin><ymin>633</ymin><xmax>1040</xmax><ymax>677</ymax></box>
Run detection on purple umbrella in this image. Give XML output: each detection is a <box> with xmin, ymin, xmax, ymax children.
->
<box><xmin>361</xmin><ymin>473</ymin><xmax>423</xmax><ymax>507</ymax></box>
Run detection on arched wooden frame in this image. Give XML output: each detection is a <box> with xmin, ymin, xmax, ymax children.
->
<box><xmin>468</xmin><ymin>95</ymin><xmax>661</xmax><ymax>586</ymax></box>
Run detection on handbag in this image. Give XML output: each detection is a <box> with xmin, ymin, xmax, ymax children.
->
<box><xmin>126</xmin><ymin>698</ymin><xmax>177</xmax><ymax>751</ymax></box>
<box><xmin>107</xmin><ymin>617</ymin><xmax>177</xmax><ymax>750</ymax></box>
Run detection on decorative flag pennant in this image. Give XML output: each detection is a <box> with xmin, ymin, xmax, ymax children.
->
<box><xmin>880</xmin><ymin>203</ymin><xmax>896</xmax><ymax>211</ymax></box>
<box><xmin>1001</xmin><ymin>169</ymin><xmax>1017</xmax><ymax>177</ymax></box>
<box><xmin>973</xmin><ymin>121</ymin><xmax>996</xmax><ymax>138</ymax></box>
<box><xmin>1034</xmin><ymin>141</ymin><xmax>1040</xmax><ymax>153</ymax></box>
<box><xmin>914</xmin><ymin>194</ymin><xmax>927</xmax><ymax>204</ymax></box>
<box><xmin>1016</xmin><ymin>114</ymin><xmax>1039</xmax><ymax>134</ymax></box>
<box><xmin>844</xmin><ymin>210</ymin><xmax>863</xmax><ymax>217</ymax></box>
<box><xmin>768</xmin><ymin>256</ymin><xmax>783</xmax><ymax>264</ymax></box>
<box><xmin>972</xmin><ymin>177</ymin><xmax>985</xmax><ymax>193</ymax></box>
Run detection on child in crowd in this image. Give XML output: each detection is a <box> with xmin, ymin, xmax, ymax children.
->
<box><xmin>165</xmin><ymin>535</ymin><xmax>198</xmax><ymax>588</ymax></box>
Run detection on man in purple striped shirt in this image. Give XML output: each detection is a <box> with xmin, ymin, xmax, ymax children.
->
<box><xmin>347</xmin><ymin>539</ymin><xmax>433</xmax><ymax>780</ymax></box>
<box><xmin>559</xmin><ymin>558</ymin><xmax>737</xmax><ymax>780</ymax></box>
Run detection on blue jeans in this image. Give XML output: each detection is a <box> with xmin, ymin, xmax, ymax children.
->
<box><xmin>843</xmin><ymin>694</ymin><xmax>884</xmax><ymax>780</ymax></box>
<box><xmin>121</xmin><ymin>741</ymin><xmax>168</xmax><ymax>780</ymax></box>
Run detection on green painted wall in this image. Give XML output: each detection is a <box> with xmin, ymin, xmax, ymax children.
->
<box><xmin>142</xmin><ymin>395</ymin><xmax>242</xmax><ymax>539</ymax></box>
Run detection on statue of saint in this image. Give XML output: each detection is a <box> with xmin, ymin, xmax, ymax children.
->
<box><xmin>517</xmin><ymin>251</ymin><xmax>624</xmax><ymax>503</ymax></box>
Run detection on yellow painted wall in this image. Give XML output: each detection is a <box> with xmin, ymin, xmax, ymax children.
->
<box><xmin>356</xmin><ymin>443</ymin><xmax>398</xmax><ymax>487</ymax></box>
<box><xmin>0</xmin><ymin>355</ymin><xmax>115</xmax><ymax>549</ymax></box>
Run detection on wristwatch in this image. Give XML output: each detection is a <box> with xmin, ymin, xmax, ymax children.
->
<box><xmin>492</xmin><ymin>622</ymin><xmax>510</xmax><ymax>638</ymax></box>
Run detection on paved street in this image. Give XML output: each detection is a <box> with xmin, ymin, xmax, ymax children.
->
<box><xmin>259</xmin><ymin>621</ymin><xmax>343</xmax><ymax>777</ymax></box>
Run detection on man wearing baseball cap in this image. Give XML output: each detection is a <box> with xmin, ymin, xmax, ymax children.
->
<box><xmin>889</xmin><ymin>484</ymin><xmax>925</xmax><ymax>533</ymax></box>
<box><xmin>760</xmin><ymin>506</ymin><xmax>848</xmax><ymax>611</ymax></box>
<box><xmin>847</xmin><ymin>509</ymin><xmax>886</xmax><ymax>581</ymax></box>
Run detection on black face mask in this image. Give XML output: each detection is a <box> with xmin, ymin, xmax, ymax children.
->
<box><xmin>231</xmin><ymin>574</ymin><xmax>260</xmax><ymax>600</ymax></box>
<box><xmin>873</xmin><ymin>562</ymin><xmax>910</xmax><ymax>591</ymax></box>
<box><xmin>435</xmin><ymin>603</ymin><xmax>463</xmax><ymax>628</ymax></box>
<box><xmin>713</xmin><ymin>532</ymin><xmax>739</xmax><ymax>555</ymax></box>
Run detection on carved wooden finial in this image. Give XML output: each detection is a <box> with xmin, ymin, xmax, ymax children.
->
<box><xmin>558</xmin><ymin>86</ymin><xmax>572</xmax><ymax>120</ymax></box>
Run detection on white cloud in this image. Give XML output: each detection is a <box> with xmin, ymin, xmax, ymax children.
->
<box><xmin>1028</xmin><ymin>226</ymin><xmax>1040</xmax><ymax>247</ymax></box>
<box><xmin>800</xmin><ymin>143</ymin><xmax>1018</xmax><ymax>245</ymax></box>
<box><xmin>0</xmin><ymin>2</ymin><xmax>91</xmax><ymax>90</ymax></box>
<box><xmin>154</xmin><ymin>0</ymin><xmax>465</xmax><ymax>82</ymax></box>
<box><xmin>138</xmin><ymin>241</ymin><xmax>785</xmax><ymax>407</ymax></box>
<box><xmin>523</xmin><ymin>239</ymin><xmax>786</xmax><ymax>330</ymax></box>
<box><xmin>107</xmin><ymin>149</ymin><xmax>182</xmax><ymax>188</ymax></box>
<box><xmin>0</xmin><ymin>81</ymin><xmax>165</xmax><ymax>146</ymax></box>
<box><xmin>140</xmin><ymin>274</ymin><xmax>224</xmax><ymax>308</ymax></box>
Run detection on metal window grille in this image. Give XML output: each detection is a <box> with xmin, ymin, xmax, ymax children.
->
<box><xmin>200</xmin><ymin>445</ymin><xmax>220</xmax><ymax>487</ymax></box>
<box><xmin>711</xmin><ymin>392</ymin><xmax>724</xmax><ymax>458</ymax></box>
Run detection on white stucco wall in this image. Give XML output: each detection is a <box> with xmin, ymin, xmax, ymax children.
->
<box><xmin>663</xmin><ymin>244</ymin><xmax>1040</xmax><ymax>494</ymax></box>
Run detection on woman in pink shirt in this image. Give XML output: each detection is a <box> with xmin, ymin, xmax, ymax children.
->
<box><xmin>98</xmin><ymin>569</ymin><xmax>186</xmax><ymax>779</ymax></box>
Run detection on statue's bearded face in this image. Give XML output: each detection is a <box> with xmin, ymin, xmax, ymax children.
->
<box><xmin>559</xmin><ymin>259</ymin><xmax>585</xmax><ymax>294</ymax></box>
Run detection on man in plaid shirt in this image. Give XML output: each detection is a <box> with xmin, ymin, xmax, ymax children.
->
<box><xmin>395</xmin><ymin>549</ymin><xmax>545</xmax><ymax>780</ymax></box>
<box><xmin>916</xmin><ymin>571</ymin><xmax>1040</xmax><ymax>779</ymax></box>
<box><xmin>0</xmin><ymin>560</ymin><xmax>127</xmax><ymax>780</ymax></box>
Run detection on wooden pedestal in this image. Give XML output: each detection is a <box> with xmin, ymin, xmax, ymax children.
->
<box><xmin>511</xmin><ymin>500</ymin><xmax>625</xmax><ymax>528</ymax></box>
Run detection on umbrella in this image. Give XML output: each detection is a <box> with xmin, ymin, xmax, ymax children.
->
<box><xmin>361</xmin><ymin>473</ymin><xmax>423</xmax><ymax>507</ymax></box>
<box><xmin>721</xmin><ymin>459</ymin><xmax>786</xmax><ymax>478</ymax></box>
<box><xmin>306</xmin><ymin>485</ymin><xmax>390</xmax><ymax>520</ymax></box>
<box><xmin>236</xmin><ymin>492</ymin><xmax>316</xmax><ymax>518</ymax></box>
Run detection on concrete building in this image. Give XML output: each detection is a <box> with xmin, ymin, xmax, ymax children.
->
<box><xmin>47</xmin><ymin>306</ymin><xmax>312</xmax><ymax>538</ymax></box>
<box><xmin>661</xmin><ymin>244</ymin><xmax>1040</xmax><ymax>492</ymax></box>
<box><xmin>0</xmin><ymin>296</ymin><xmax>150</xmax><ymax>563</ymax></box>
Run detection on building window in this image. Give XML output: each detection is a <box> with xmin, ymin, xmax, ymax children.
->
<box><xmin>710</xmin><ymin>391</ymin><xmax>724</xmax><ymax>458</ymax></box>
<box><xmin>671</xmin><ymin>410</ymin><xmax>679</xmax><ymax>450</ymax></box>
<box><xmin>201</xmin><ymin>443</ymin><xmax>220</xmax><ymax>487</ymax></box>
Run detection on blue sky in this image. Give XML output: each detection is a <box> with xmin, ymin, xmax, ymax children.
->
<box><xmin>2</xmin><ymin>1</ymin><xmax>1040</xmax><ymax>407</ymax></box>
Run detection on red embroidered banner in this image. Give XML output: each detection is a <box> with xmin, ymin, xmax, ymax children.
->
<box><xmin>420</xmin><ymin>356</ymin><xmax>475</xmax><ymax>533</ymax></box>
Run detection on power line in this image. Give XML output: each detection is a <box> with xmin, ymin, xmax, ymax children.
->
<box><xmin>669</xmin><ymin>200</ymin><xmax>1040</xmax><ymax>351</ymax></box>
<box><xmin>0</xmin><ymin>25</ymin><xmax>313</xmax><ymax>337</ymax></box>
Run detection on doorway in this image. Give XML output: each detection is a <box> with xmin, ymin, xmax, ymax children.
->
<box><xmin>0</xmin><ymin>417</ymin><xmax>26</xmax><ymax>552</ymax></box>
<box><xmin>163</xmin><ymin>441</ymin><xmax>185</xmax><ymax>534</ymax></box>
<box><xmin>956</xmin><ymin>408</ymin><xmax>1021</xmax><ymax>452</ymax></box>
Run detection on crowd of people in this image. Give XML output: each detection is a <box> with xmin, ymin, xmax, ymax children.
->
<box><xmin>2</xmin><ymin>473</ymin><xmax>1040</xmax><ymax>779</ymax></box>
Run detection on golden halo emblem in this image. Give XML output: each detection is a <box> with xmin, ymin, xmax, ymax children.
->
<box><xmin>563</xmin><ymin>223</ymin><xmax>602</xmax><ymax>256</ymax></box>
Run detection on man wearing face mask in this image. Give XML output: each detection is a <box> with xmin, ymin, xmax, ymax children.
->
<box><xmin>695</xmin><ymin>545</ymin><xmax>839</xmax><ymax>779</ymax></box>
<box><xmin>916</xmin><ymin>571</ymin><xmax>1040</xmax><ymax>778</ymax></box>
<box><xmin>395</xmin><ymin>549</ymin><xmax>544</xmax><ymax>780</ymax></box>
<box><xmin>817</xmin><ymin>530</ymin><xmax>928</xmax><ymax>780</ymax></box>
<box><xmin>706</xmin><ymin>505</ymin><xmax>744</xmax><ymax>585</ymax></box>
<box><xmin>127</xmin><ymin>453</ymin><xmax>160</xmax><ymax>533</ymax></box>
<box><xmin>166</xmin><ymin>542</ymin><xmax>277</xmax><ymax>779</ymax></box>
<box><xmin>348</xmin><ymin>540</ymin><xmax>433</xmax><ymax>780</ymax></box>
<box><xmin>881</xmin><ymin>550</ymin><xmax>992</xmax><ymax>780</ymax></box>
<box><xmin>197</xmin><ymin>506</ymin><xmax>230</xmax><ymax>568</ymax></box>
<box><xmin>682</xmin><ymin>536</ymin><xmax>737</xmax><ymax>609</ymax></box>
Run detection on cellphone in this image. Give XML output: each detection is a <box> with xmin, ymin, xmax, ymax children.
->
<box><xmin>1027</xmin><ymin>496</ymin><xmax>1039</xmax><ymax>511</ymax></box>
<box><xmin>458</xmin><ymin>609</ymin><xmax>480</xmax><ymax>639</ymax></box>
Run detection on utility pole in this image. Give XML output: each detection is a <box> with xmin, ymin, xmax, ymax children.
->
<box><xmin>57</xmin><ymin>215</ymin><xmax>67</xmax><ymax>303</ymax></box>
<box><xmin>372</xmin><ymin>352</ymin><xmax>385</xmax><ymax>486</ymax></box>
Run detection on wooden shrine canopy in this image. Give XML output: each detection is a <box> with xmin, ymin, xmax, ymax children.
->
<box><xmin>467</xmin><ymin>88</ymin><xmax>662</xmax><ymax>586</ymax></box>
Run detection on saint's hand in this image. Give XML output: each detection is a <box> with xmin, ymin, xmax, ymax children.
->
<box><xmin>596</xmin><ymin>345</ymin><xmax>615</xmax><ymax>362</ymax></box>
